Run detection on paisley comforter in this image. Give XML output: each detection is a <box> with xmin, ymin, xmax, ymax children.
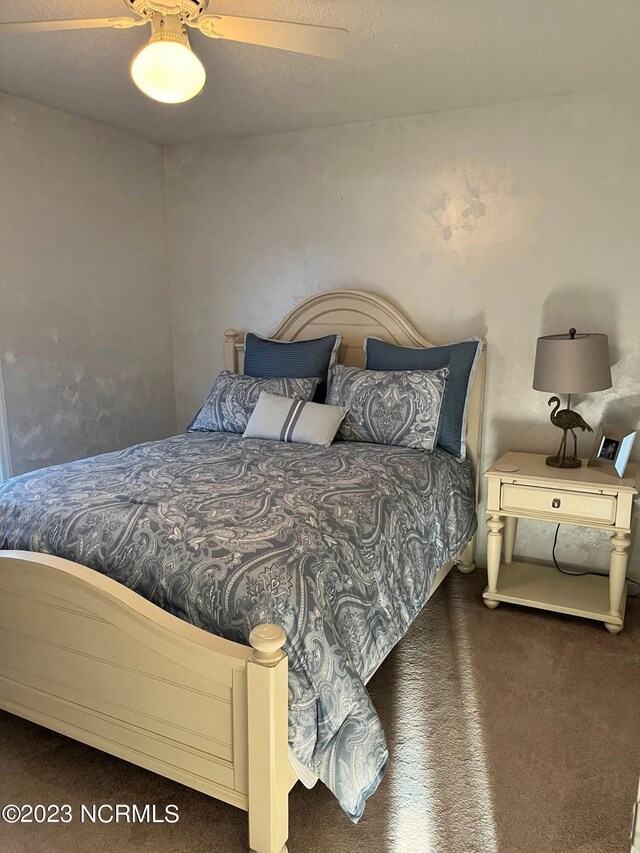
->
<box><xmin>0</xmin><ymin>431</ymin><xmax>476</xmax><ymax>820</ymax></box>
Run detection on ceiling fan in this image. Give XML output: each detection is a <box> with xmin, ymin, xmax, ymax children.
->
<box><xmin>0</xmin><ymin>1</ymin><xmax>349</xmax><ymax>104</ymax></box>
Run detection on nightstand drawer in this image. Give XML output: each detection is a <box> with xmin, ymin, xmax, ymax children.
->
<box><xmin>500</xmin><ymin>483</ymin><xmax>617</xmax><ymax>524</ymax></box>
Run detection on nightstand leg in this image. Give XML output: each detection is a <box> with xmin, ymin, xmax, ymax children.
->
<box><xmin>605</xmin><ymin>531</ymin><xmax>630</xmax><ymax>634</ymax></box>
<box><xmin>484</xmin><ymin>514</ymin><xmax>504</xmax><ymax>609</ymax></box>
<box><xmin>503</xmin><ymin>517</ymin><xmax>518</xmax><ymax>565</ymax></box>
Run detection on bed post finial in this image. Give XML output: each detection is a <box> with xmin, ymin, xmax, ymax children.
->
<box><xmin>224</xmin><ymin>328</ymin><xmax>241</xmax><ymax>373</ymax></box>
<box><xmin>249</xmin><ymin>623</ymin><xmax>286</xmax><ymax>666</ymax></box>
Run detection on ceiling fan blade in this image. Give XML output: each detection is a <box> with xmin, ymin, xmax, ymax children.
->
<box><xmin>0</xmin><ymin>17</ymin><xmax>145</xmax><ymax>34</ymax></box>
<box><xmin>192</xmin><ymin>14</ymin><xmax>348</xmax><ymax>60</ymax></box>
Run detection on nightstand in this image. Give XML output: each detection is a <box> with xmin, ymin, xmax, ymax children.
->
<box><xmin>483</xmin><ymin>452</ymin><xmax>638</xmax><ymax>633</ymax></box>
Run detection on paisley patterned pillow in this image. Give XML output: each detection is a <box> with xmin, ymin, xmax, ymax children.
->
<box><xmin>364</xmin><ymin>336</ymin><xmax>483</xmax><ymax>459</ymax></box>
<box><xmin>189</xmin><ymin>371</ymin><xmax>320</xmax><ymax>434</ymax></box>
<box><xmin>326</xmin><ymin>364</ymin><xmax>449</xmax><ymax>451</ymax></box>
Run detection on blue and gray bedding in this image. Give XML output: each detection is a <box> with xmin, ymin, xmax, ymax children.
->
<box><xmin>0</xmin><ymin>431</ymin><xmax>476</xmax><ymax>820</ymax></box>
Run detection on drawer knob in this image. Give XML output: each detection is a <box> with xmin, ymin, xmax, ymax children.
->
<box><xmin>552</xmin><ymin>498</ymin><xmax>561</xmax><ymax>509</ymax></box>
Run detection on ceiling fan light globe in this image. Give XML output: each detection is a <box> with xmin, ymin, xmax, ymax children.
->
<box><xmin>130</xmin><ymin>39</ymin><xmax>206</xmax><ymax>104</ymax></box>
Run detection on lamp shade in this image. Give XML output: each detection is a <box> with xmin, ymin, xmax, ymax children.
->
<box><xmin>533</xmin><ymin>330</ymin><xmax>612</xmax><ymax>394</ymax></box>
<box><xmin>130</xmin><ymin>12</ymin><xmax>205</xmax><ymax>105</ymax></box>
<box><xmin>131</xmin><ymin>39</ymin><xmax>206</xmax><ymax>104</ymax></box>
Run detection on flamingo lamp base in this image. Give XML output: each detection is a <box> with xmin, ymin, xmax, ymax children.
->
<box><xmin>545</xmin><ymin>394</ymin><xmax>592</xmax><ymax>469</ymax></box>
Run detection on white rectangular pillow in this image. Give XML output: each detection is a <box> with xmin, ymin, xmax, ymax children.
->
<box><xmin>243</xmin><ymin>392</ymin><xmax>348</xmax><ymax>447</ymax></box>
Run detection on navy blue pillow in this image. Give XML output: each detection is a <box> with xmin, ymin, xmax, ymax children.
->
<box><xmin>244</xmin><ymin>333</ymin><xmax>341</xmax><ymax>400</ymax></box>
<box><xmin>364</xmin><ymin>337</ymin><xmax>482</xmax><ymax>459</ymax></box>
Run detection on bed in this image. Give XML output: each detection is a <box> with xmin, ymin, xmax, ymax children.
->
<box><xmin>0</xmin><ymin>289</ymin><xmax>486</xmax><ymax>852</ymax></box>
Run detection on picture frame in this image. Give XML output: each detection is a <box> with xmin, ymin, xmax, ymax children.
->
<box><xmin>587</xmin><ymin>423</ymin><xmax>637</xmax><ymax>478</ymax></box>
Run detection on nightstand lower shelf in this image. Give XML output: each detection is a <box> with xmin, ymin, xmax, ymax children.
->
<box><xmin>482</xmin><ymin>561</ymin><xmax>627</xmax><ymax>629</ymax></box>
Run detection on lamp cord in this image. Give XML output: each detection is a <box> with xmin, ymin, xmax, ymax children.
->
<box><xmin>552</xmin><ymin>523</ymin><xmax>640</xmax><ymax>598</ymax></box>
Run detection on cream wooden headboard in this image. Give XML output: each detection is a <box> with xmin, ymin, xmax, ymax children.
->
<box><xmin>223</xmin><ymin>289</ymin><xmax>486</xmax><ymax>567</ymax></box>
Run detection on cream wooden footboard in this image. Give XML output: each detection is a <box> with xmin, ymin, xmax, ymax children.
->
<box><xmin>0</xmin><ymin>550</ymin><xmax>457</xmax><ymax>852</ymax></box>
<box><xmin>0</xmin><ymin>551</ymin><xmax>291</xmax><ymax>853</ymax></box>
<box><xmin>0</xmin><ymin>289</ymin><xmax>486</xmax><ymax>851</ymax></box>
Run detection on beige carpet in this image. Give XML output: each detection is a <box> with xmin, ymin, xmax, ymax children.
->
<box><xmin>1</xmin><ymin>569</ymin><xmax>638</xmax><ymax>853</ymax></box>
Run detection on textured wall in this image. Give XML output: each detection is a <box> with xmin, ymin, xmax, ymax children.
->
<box><xmin>0</xmin><ymin>94</ymin><xmax>176</xmax><ymax>475</ymax></box>
<box><xmin>165</xmin><ymin>88</ymin><xmax>640</xmax><ymax>578</ymax></box>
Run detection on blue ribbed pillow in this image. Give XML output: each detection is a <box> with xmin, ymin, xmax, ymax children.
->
<box><xmin>244</xmin><ymin>332</ymin><xmax>341</xmax><ymax>400</ymax></box>
<box><xmin>364</xmin><ymin>337</ymin><xmax>483</xmax><ymax>459</ymax></box>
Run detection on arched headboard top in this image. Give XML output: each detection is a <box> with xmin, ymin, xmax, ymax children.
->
<box><xmin>225</xmin><ymin>287</ymin><xmax>485</xmax><ymax>369</ymax></box>
<box><xmin>223</xmin><ymin>289</ymin><xmax>486</xmax><ymax>570</ymax></box>
<box><xmin>269</xmin><ymin>289</ymin><xmax>434</xmax><ymax>367</ymax></box>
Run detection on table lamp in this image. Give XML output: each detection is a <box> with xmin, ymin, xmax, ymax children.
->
<box><xmin>533</xmin><ymin>328</ymin><xmax>612</xmax><ymax>468</ymax></box>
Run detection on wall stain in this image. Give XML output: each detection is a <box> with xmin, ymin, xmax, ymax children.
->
<box><xmin>415</xmin><ymin>159</ymin><xmax>541</xmax><ymax>263</ymax></box>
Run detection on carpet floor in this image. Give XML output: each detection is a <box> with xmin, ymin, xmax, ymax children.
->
<box><xmin>1</xmin><ymin>568</ymin><xmax>638</xmax><ymax>853</ymax></box>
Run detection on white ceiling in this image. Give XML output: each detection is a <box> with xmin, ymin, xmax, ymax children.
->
<box><xmin>2</xmin><ymin>0</ymin><xmax>640</xmax><ymax>145</ymax></box>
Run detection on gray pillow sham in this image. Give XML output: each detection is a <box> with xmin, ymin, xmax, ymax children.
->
<box><xmin>189</xmin><ymin>371</ymin><xmax>320</xmax><ymax>434</ymax></box>
<box><xmin>364</xmin><ymin>336</ymin><xmax>483</xmax><ymax>459</ymax></box>
<box><xmin>326</xmin><ymin>364</ymin><xmax>449</xmax><ymax>451</ymax></box>
<box><xmin>243</xmin><ymin>392</ymin><xmax>348</xmax><ymax>447</ymax></box>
